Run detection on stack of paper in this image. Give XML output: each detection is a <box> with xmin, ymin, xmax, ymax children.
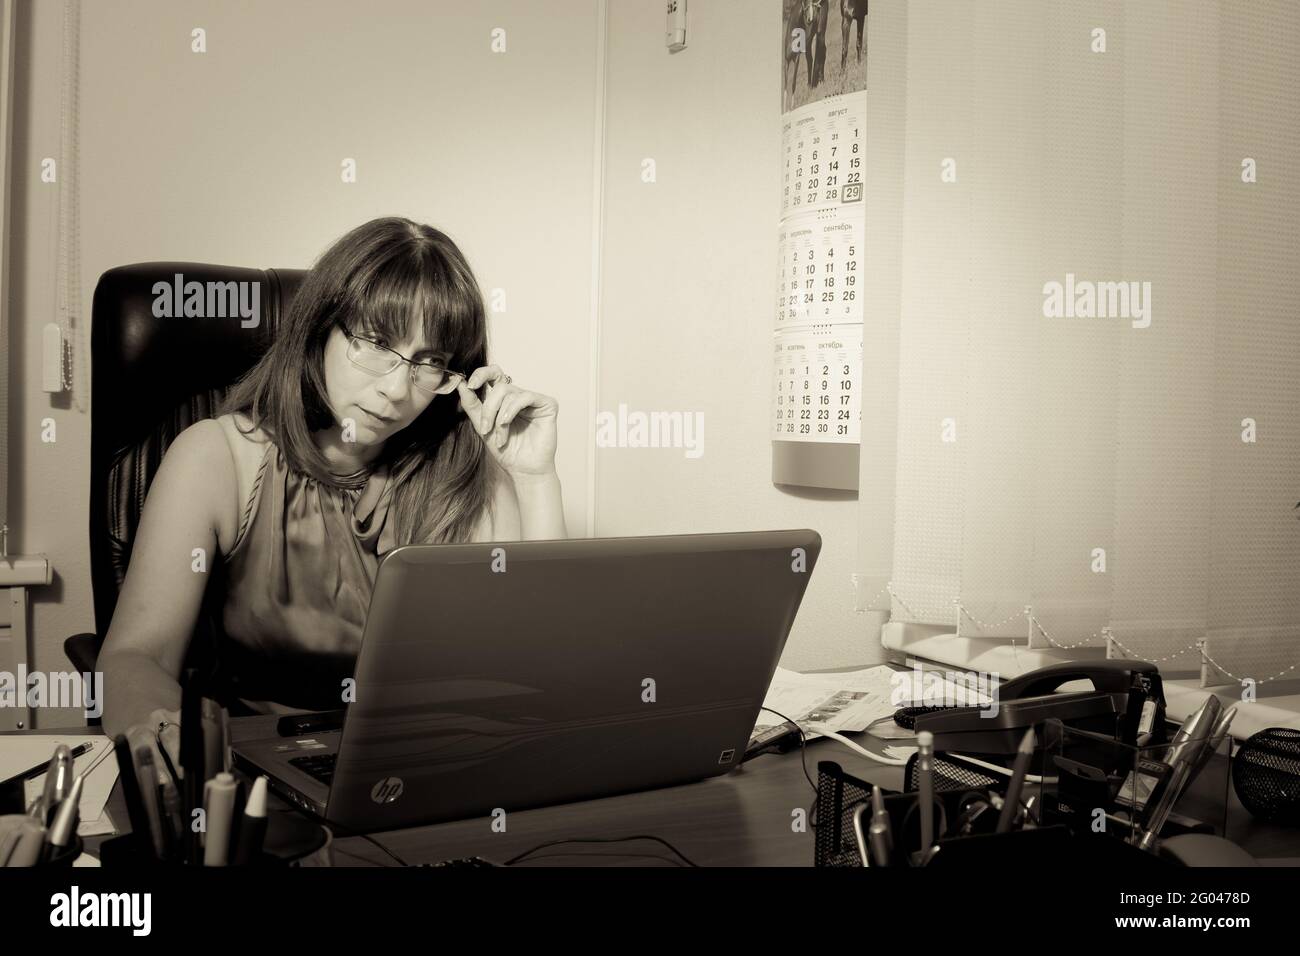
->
<box><xmin>753</xmin><ymin>666</ymin><xmax>903</xmax><ymax>740</ymax></box>
<box><xmin>753</xmin><ymin>664</ymin><xmax>992</xmax><ymax>744</ymax></box>
<box><xmin>5</xmin><ymin>735</ymin><xmax>120</xmax><ymax>837</ymax></box>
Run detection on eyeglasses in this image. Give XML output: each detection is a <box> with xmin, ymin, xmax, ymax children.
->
<box><xmin>339</xmin><ymin>323</ymin><xmax>465</xmax><ymax>395</ymax></box>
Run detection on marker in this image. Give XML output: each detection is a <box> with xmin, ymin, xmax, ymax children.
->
<box><xmin>997</xmin><ymin>727</ymin><xmax>1036</xmax><ymax>833</ymax></box>
<box><xmin>916</xmin><ymin>730</ymin><xmax>935</xmax><ymax>856</ymax></box>
<box><xmin>202</xmin><ymin>772</ymin><xmax>239</xmax><ymax>866</ymax></box>
<box><xmin>233</xmin><ymin>776</ymin><xmax>269</xmax><ymax>866</ymax></box>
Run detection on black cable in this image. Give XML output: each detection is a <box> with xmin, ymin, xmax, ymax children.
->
<box><xmin>288</xmin><ymin>808</ymin><xmax>409</xmax><ymax>867</ymax></box>
<box><xmin>502</xmin><ymin>835</ymin><xmax>699</xmax><ymax>868</ymax></box>
<box><xmin>759</xmin><ymin>706</ymin><xmax>818</xmax><ymax>795</ymax></box>
<box><xmin>354</xmin><ymin>830</ymin><xmax>409</xmax><ymax>867</ymax></box>
<box><xmin>278</xmin><ymin>707</ymin><xmax>820</xmax><ymax>870</ymax></box>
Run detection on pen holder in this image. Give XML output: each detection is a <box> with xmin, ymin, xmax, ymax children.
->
<box><xmin>813</xmin><ymin>760</ymin><xmax>1167</xmax><ymax>868</ymax></box>
<box><xmin>41</xmin><ymin>834</ymin><xmax>86</xmax><ymax>867</ymax></box>
<box><xmin>1038</xmin><ymin>718</ymin><xmax>1229</xmax><ymax>846</ymax></box>
<box><xmin>97</xmin><ymin>808</ymin><xmax>329</xmax><ymax>867</ymax></box>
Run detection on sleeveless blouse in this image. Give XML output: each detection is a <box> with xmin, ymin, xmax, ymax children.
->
<box><xmin>213</xmin><ymin>440</ymin><xmax>398</xmax><ymax>712</ymax></box>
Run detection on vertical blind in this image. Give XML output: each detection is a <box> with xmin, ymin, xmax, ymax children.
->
<box><xmin>868</xmin><ymin>0</ymin><xmax>1299</xmax><ymax>684</ymax></box>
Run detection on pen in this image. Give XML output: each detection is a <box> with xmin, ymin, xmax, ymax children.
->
<box><xmin>31</xmin><ymin>744</ymin><xmax>73</xmax><ymax>827</ymax></box>
<box><xmin>1140</xmin><ymin>706</ymin><xmax>1239</xmax><ymax>853</ymax></box>
<box><xmin>159</xmin><ymin>774</ymin><xmax>184</xmax><ymax>850</ymax></box>
<box><xmin>1137</xmin><ymin>697</ymin><xmax>1224</xmax><ymax>845</ymax></box>
<box><xmin>43</xmin><ymin>775</ymin><xmax>84</xmax><ymax>861</ymax></box>
<box><xmin>0</xmin><ymin>741</ymin><xmax>93</xmax><ymax>788</ymax></box>
<box><xmin>127</xmin><ymin>728</ymin><xmax>169</xmax><ymax>860</ymax></box>
<box><xmin>233</xmin><ymin>776</ymin><xmax>269</xmax><ymax>866</ymax></box>
<box><xmin>996</xmin><ymin>728</ymin><xmax>1035</xmax><ymax>833</ymax></box>
<box><xmin>916</xmin><ymin>730</ymin><xmax>935</xmax><ymax>857</ymax></box>
<box><xmin>181</xmin><ymin>668</ymin><xmax>204</xmax><ymax>865</ymax></box>
<box><xmin>220</xmin><ymin>706</ymin><xmax>232</xmax><ymax>774</ymax></box>
<box><xmin>1136</xmin><ymin>761</ymin><xmax>1191</xmax><ymax>851</ymax></box>
<box><xmin>202</xmin><ymin>772</ymin><xmax>239</xmax><ymax>866</ymax></box>
<box><xmin>1163</xmin><ymin>696</ymin><xmax>1223</xmax><ymax>770</ymax></box>
<box><xmin>201</xmin><ymin>698</ymin><xmax>224</xmax><ymax>784</ymax></box>
<box><xmin>868</xmin><ymin>784</ymin><xmax>893</xmax><ymax>867</ymax></box>
<box><xmin>1189</xmin><ymin>707</ymin><xmax>1237</xmax><ymax>782</ymax></box>
<box><xmin>112</xmin><ymin>734</ymin><xmax>155</xmax><ymax>856</ymax></box>
<box><xmin>1136</xmin><ymin>703</ymin><xmax>1230</xmax><ymax>851</ymax></box>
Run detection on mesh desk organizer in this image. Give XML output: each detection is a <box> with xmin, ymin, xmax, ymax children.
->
<box><xmin>814</xmin><ymin>718</ymin><xmax>1226</xmax><ymax>867</ymax></box>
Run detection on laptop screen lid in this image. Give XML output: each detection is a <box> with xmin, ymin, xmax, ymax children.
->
<box><xmin>322</xmin><ymin>529</ymin><xmax>821</xmax><ymax>832</ymax></box>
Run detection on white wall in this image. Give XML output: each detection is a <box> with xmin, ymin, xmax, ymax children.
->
<box><xmin>597</xmin><ymin>0</ymin><xmax>871</xmax><ymax>671</ymax></box>
<box><xmin>8</xmin><ymin>0</ymin><xmax>875</xmax><ymax>727</ymax></box>
<box><xmin>8</xmin><ymin>0</ymin><xmax>602</xmax><ymax>727</ymax></box>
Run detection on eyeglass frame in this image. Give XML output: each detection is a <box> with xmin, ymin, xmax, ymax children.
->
<box><xmin>336</xmin><ymin>321</ymin><xmax>467</xmax><ymax>395</ymax></box>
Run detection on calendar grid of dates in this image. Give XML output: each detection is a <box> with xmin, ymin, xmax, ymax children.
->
<box><xmin>781</xmin><ymin>105</ymin><xmax>864</xmax><ymax>220</ymax></box>
<box><xmin>772</xmin><ymin>323</ymin><xmax>862</xmax><ymax>443</ymax></box>
<box><xmin>772</xmin><ymin>90</ymin><xmax>866</xmax><ymax>446</ymax></box>
<box><xmin>776</xmin><ymin>206</ymin><xmax>863</xmax><ymax>328</ymax></box>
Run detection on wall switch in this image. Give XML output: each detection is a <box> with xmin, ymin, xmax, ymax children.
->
<box><xmin>666</xmin><ymin>0</ymin><xmax>687</xmax><ymax>52</ymax></box>
<box><xmin>42</xmin><ymin>323</ymin><xmax>63</xmax><ymax>392</ymax></box>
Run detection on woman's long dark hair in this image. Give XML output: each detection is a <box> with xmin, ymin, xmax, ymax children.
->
<box><xmin>219</xmin><ymin>216</ymin><xmax>494</xmax><ymax>545</ymax></box>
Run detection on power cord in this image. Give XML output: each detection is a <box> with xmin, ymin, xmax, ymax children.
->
<box><xmin>502</xmin><ymin>835</ymin><xmax>698</xmax><ymax>867</ymax></box>
<box><xmin>758</xmin><ymin>705</ymin><xmax>821</xmax><ymax>831</ymax></box>
<box><xmin>304</xmin><ymin>707</ymin><xmax>834</xmax><ymax>869</ymax></box>
<box><xmin>294</xmin><ymin>810</ymin><xmax>409</xmax><ymax>867</ymax></box>
<box><xmin>758</xmin><ymin>706</ymin><xmax>818</xmax><ymax>795</ymax></box>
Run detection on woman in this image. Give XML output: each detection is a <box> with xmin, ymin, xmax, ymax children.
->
<box><xmin>98</xmin><ymin>217</ymin><xmax>564</xmax><ymax>756</ymax></box>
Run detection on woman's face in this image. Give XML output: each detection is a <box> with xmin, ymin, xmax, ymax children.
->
<box><xmin>321</xmin><ymin>322</ymin><xmax>447</xmax><ymax>443</ymax></box>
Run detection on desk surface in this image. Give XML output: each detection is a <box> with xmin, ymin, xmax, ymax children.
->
<box><xmin>10</xmin><ymin>716</ymin><xmax>1300</xmax><ymax>866</ymax></box>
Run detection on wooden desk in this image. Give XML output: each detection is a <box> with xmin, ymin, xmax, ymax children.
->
<box><xmin>11</xmin><ymin>718</ymin><xmax>1299</xmax><ymax>866</ymax></box>
<box><xmin>8</xmin><ymin>717</ymin><xmax>903</xmax><ymax>867</ymax></box>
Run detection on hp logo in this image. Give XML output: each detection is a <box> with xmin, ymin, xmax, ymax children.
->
<box><xmin>370</xmin><ymin>777</ymin><xmax>404</xmax><ymax>804</ymax></box>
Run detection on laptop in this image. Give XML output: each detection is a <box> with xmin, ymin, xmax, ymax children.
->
<box><xmin>231</xmin><ymin>529</ymin><xmax>821</xmax><ymax>832</ymax></box>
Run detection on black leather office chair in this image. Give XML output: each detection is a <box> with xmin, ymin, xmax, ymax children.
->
<box><xmin>64</xmin><ymin>262</ymin><xmax>307</xmax><ymax>717</ymax></box>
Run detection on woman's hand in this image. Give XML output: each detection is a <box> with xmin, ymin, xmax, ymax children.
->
<box><xmin>127</xmin><ymin>707</ymin><xmax>183</xmax><ymax>784</ymax></box>
<box><xmin>456</xmin><ymin>365</ymin><xmax>558</xmax><ymax>478</ymax></box>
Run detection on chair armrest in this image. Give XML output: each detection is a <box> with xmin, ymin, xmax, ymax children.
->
<box><xmin>64</xmin><ymin>632</ymin><xmax>102</xmax><ymax>675</ymax></box>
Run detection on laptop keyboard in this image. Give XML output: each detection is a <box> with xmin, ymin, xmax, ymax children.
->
<box><xmin>288</xmin><ymin>753</ymin><xmax>337</xmax><ymax>785</ymax></box>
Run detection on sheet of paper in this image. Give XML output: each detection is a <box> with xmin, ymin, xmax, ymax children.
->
<box><xmin>5</xmin><ymin>735</ymin><xmax>119</xmax><ymax>833</ymax></box>
<box><xmin>753</xmin><ymin>664</ymin><xmax>995</xmax><ymax>743</ymax></box>
<box><xmin>754</xmin><ymin>666</ymin><xmax>900</xmax><ymax>740</ymax></box>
